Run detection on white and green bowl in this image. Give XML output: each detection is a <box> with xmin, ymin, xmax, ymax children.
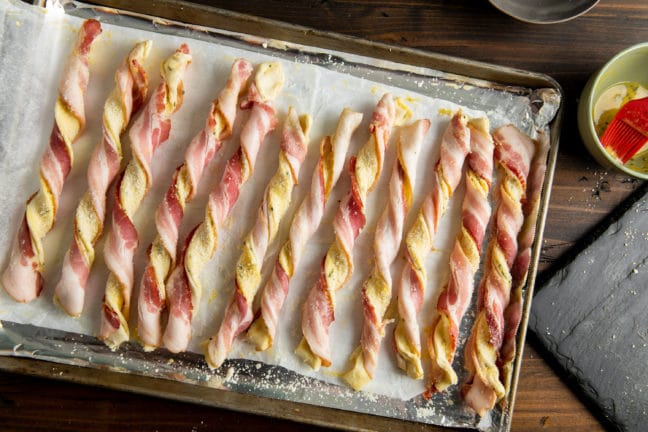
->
<box><xmin>577</xmin><ymin>42</ymin><xmax>648</xmax><ymax>180</ymax></box>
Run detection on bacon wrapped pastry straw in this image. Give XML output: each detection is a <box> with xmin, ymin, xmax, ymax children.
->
<box><xmin>162</xmin><ymin>62</ymin><xmax>283</xmax><ymax>354</ymax></box>
<box><xmin>1</xmin><ymin>20</ymin><xmax>102</xmax><ymax>302</ymax></box>
<box><xmin>462</xmin><ymin>125</ymin><xmax>536</xmax><ymax>416</ymax></box>
<box><xmin>246</xmin><ymin>108</ymin><xmax>363</xmax><ymax>352</ymax></box>
<box><xmin>206</xmin><ymin>107</ymin><xmax>311</xmax><ymax>368</ymax></box>
<box><xmin>343</xmin><ymin>118</ymin><xmax>430</xmax><ymax>391</ymax></box>
<box><xmin>393</xmin><ymin>111</ymin><xmax>471</xmax><ymax>380</ymax></box>
<box><xmin>99</xmin><ymin>45</ymin><xmax>192</xmax><ymax>350</ymax></box>
<box><xmin>499</xmin><ymin>130</ymin><xmax>550</xmax><ymax>400</ymax></box>
<box><xmin>136</xmin><ymin>59</ymin><xmax>253</xmax><ymax>350</ymax></box>
<box><xmin>426</xmin><ymin>118</ymin><xmax>494</xmax><ymax>395</ymax></box>
<box><xmin>54</xmin><ymin>41</ymin><xmax>151</xmax><ymax>317</ymax></box>
<box><xmin>296</xmin><ymin>93</ymin><xmax>401</xmax><ymax>370</ymax></box>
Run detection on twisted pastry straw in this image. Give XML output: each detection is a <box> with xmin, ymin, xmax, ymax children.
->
<box><xmin>206</xmin><ymin>107</ymin><xmax>311</xmax><ymax>368</ymax></box>
<box><xmin>1</xmin><ymin>20</ymin><xmax>102</xmax><ymax>302</ymax></box>
<box><xmin>462</xmin><ymin>125</ymin><xmax>535</xmax><ymax>416</ymax></box>
<box><xmin>499</xmin><ymin>130</ymin><xmax>549</xmax><ymax>400</ymax></box>
<box><xmin>137</xmin><ymin>59</ymin><xmax>253</xmax><ymax>350</ymax></box>
<box><xmin>296</xmin><ymin>93</ymin><xmax>399</xmax><ymax>370</ymax></box>
<box><xmin>246</xmin><ymin>108</ymin><xmax>363</xmax><ymax>352</ymax></box>
<box><xmin>99</xmin><ymin>45</ymin><xmax>192</xmax><ymax>350</ymax></box>
<box><xmin>54</xmin><ymin>40</ymin><xmax>151</xmax><ymax>317</ymax></box>
<box><xmin>393</xmin><ymin>111</ymin><xmax>471</xmax><ymax>380</ymax></box>
<box><xmin>343</xmin><ymin>118</ymin><xmax>430</xmax><ymax>391</ymax></box>
<box><xmin>162</xmin><ymin>62</ymin><xmax>283</xmax><ymax>354</ymax></box>
<box><xmin>426</xmin><ymin>118</ymin><xmax>494</xmax><ymax>395</ymax></box>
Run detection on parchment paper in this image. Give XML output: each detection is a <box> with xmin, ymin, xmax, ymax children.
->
<box><xmin>0</xmin><ymin>0</ymin><xmax>559</xmax><ymax>429</ymax></box>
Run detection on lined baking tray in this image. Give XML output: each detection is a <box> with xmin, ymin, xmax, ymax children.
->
<box><xmin>0</xmin><ymin>0</ymin><xmax>562</xmax><ymax>430</ymax></box>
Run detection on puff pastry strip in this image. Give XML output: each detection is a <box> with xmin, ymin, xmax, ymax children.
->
<box><xmin>393</xmin><ymin>111</ymin><xmax>471</xmax><ymax>379</ymax></box>
<box><xmin>462</xmin><ymin>125</ymin><xmax>535</xmax><ymax>416</ymax></box>
<box><xmin>426</xmin><ymin>118</ymin><xmax>494</xmax><ymax>394</ymax></box>
<box><xmin>247</xmin><ymin>108</ymin><xmax>363</xmax><ymax>352</ymax></box>
<box><xmin>343</xmin><ymin>118</ymin><xmax>430</xmax><ymax>390</ymax></box>
<box><xmin>296</xmin><ymin>93</ymin><xmax>398</xmax><ymax>370</ymax></box>
<box><xmin>206</xmin><ymin>107</ymin><xmax>311</xmax><ymax>368</ymax></box>
<box><xmin>162</xmin><ymin>62</ymin><xmax>283</xmax><ymax>354</ymax></box>
<box><xmin>1</xmin><ymin>20</ymin><xmax>102</xmax><ymax>302</ymax></box>
<box><xmin>99</xmin><ymin>45</ymin><xmax>192</xmax><ymax>349</ymax></box>
<box><xmin>54</xmin><ymin>40</ymin><xmax>150</xmax><ymax>317</ymax></box>
<box><xmin>137</xmin><ymin>59</ymin><xmax>253</xmax><ymax>350</ymax></box>
<box><xmin>499</xmin><ymin>130</ymin><xmax>550</xmax><ymax>400</ymax></box>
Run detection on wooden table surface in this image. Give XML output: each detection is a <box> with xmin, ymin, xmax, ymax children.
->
<box><xmin>1</xmin><ymin>0</ymin><xmax>646</xmax><ymax>431</ymax></box>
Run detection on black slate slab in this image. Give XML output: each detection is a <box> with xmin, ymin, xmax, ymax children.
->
<box><xmin>529</xmin><ymin>182</ymin><xmax>648</xmax><ymax>432</ymax></box>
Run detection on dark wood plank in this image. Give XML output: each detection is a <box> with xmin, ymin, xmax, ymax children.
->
<box><xmin>512</xmin><ymin>343</ymin><xmax>607</xmax><ymax>431</ymax></box>
<box><xmin>0</xmin><ymin>369</ymin><xmax>332</xmax><ymax>432</ymax></box>
<box><xmin>1</xmin><ymin>0</ymin><xmax>646</xmax><ymax>430</ymax></box>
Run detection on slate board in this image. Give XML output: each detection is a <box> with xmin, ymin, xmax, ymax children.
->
<box><xmin>529</xmin><ymin>181</ymin><xmax>648</xmax><ymax>432</ymax></box>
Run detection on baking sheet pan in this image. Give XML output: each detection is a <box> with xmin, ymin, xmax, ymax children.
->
<box><xmin>0</xmin><ymin>0</ymin><xmax>562</xmax><ymax>430</ymax></box>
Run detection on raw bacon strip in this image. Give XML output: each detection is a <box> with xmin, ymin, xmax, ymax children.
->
<box><xmin>296</xmin><ymin>93</ymin><xmax>400</xmax><ymax>370</ymax></box>
<box><xmin>162</xmin><ymin>62</ymin><xmax>283</xmax><ymax>354</ymax></box>
<box><xmin>426</xmin><ymin>118</ymin><xmax>494</xmax><ymax>394</ymax></box>
<box><xmin>99</xmin><ymin>45</ymin><xmax>192</xmax><ymax>350</ymax></box>
<box><xmin>393</xmin><ymin>111</ymin><xmax>471</xmax><ymax>379</ymax></box>
<box><xmin>246</xmin><ymin>108</ymin><xmax>363</xmax><ymax>351</ymax></box>
<box><xmin>499</xmin><ymin>130</ymin><xmax>550</xmax><ymax>399</ymax></box>
<box><xmin>54</xmin><ymin>41</ymin><xmax>151</xmax><ymax>317</ymax></box>
<box><xmin>343</xmin><ymin>119</ymin><xmax>430</xmax><ymax>391</ymax></box>
<box><xmin>462</xmin><ymin>125</ymin><xmax>536</xmax><ymax>416</ymax></box>
<box><xmin>205</xmin><ymin>107</ymin><xmax>312</xmax><ymax>368</ymax></box>
<box><xmin>1</xmin><ymin>20</ymin><xmax>102</xmax><ymax>302</ymax></box>
<box><xmin>136</xmin><ymin>59</ymin><xmax>253</xmax><ymax>350</ymax></box>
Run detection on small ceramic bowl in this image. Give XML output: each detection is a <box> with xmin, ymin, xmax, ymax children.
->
<box><xmin>489</xmin><ymin>0</ymin><xmax>599</xmax><ymax>24</ymax></box>
<box><xmin>577</xmin><ymin>42</ymin><xmax>648</xmax><ymax>180</ymax></box>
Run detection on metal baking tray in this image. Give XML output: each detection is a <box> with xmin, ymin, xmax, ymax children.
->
<box><xmin>0</xmin><ymin>1</ymin><xmax>562</xmax><ymax>430</ymax></box>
